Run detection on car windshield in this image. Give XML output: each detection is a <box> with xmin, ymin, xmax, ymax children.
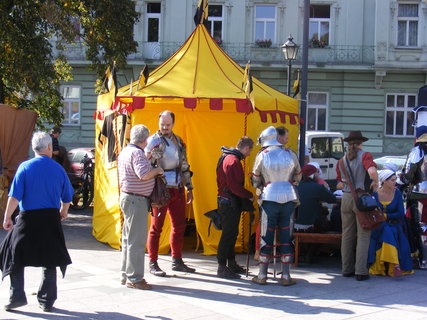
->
<box><xmin>374</xmin><ymin>156</ymin><xmax>407</xmax><ymax>170</ymax></box>
<box><xmin>311</xmin><ymin>137</ymin><xmax>344</xmax><ymax>160</ymax></box>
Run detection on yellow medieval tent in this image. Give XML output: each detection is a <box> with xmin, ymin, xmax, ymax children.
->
<box><xmin>93</xmin><ymin>24</ymin><xmax>301</xmax><ymax>255</ymax></box>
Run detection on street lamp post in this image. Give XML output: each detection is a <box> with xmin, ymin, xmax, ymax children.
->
<box><xmin>281</xmin><ymin>35</ymin><xmax>299</xmax><ymax>96</ymax></box>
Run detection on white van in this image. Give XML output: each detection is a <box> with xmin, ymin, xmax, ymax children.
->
<box><xmin>305</xmin><ymin>131</ymin><xmax>345</xmax><ymax>190</ymax></box>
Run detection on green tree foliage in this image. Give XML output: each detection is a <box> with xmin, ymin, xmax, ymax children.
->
<box><xmin>0</xmin><ymin>0</ymin><xmax>139</xmax><ymax>127</ymax></box>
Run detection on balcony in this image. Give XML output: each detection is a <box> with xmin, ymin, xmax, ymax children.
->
<box><xmin>129</xmin><ymin>42</ymin><xmax>375</xmax><ymax>66</ymax></box>
<box><xmin>55</xmin><ymin>41</ymin><xmax>375</xmax><ymax>66</ymax></box>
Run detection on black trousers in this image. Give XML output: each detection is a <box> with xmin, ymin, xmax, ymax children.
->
<box><xmin>10</xmin><ymin>266</ymin><xmax>57</xmax><ymax>307</ymax></box>
<box><xmin>217</xmin><ymin>202</ymin><xmax>242</xmax><ymax>266</ymax></box>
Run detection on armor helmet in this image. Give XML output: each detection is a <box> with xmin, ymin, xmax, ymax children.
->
<box><xmin>258</xmin><ymin>126</ymin><xmax>282</xmax><ymax>147</ymax></box>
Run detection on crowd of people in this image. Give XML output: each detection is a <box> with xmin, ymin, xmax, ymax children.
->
<box><xmin>0</xmin><ymin>109</ymin><xmax>421</xmax><ymax>313</ymax></box>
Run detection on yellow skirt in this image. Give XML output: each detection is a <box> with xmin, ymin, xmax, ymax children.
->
<box><xmin>369</xmin><ymin>243</ymin><xmax>414</xmax><ymax>276</ymax></box>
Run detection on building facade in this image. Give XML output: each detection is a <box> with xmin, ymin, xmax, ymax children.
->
<box><xmin>58</xmin><ymin>0</ymin><xmax>427</xmax><ymax>156</ymax></box>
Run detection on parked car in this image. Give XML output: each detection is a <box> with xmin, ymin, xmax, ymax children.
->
<box><xmin>373</xmin><ymin>155</ymin><xmax>407</xmax><ymax>170</ymax></box>
<box><xmin>305</xmin><ymin>131</ymin><xmax>345</xmax><ymax>190</ymax></box>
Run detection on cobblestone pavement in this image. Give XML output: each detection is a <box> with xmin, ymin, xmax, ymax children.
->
<box><xmin>0</xmin><ymin>207</ymin><xmax>427</xmax><ymax>320</ymax></box>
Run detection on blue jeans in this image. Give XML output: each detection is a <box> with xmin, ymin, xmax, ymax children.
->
<box><xmin>260</xmin><ymin>201</ymin><xmax>295</xmax><ymax>260</ymax></box>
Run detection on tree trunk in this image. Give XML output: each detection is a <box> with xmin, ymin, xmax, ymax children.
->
<box><xmin>0</xmin><ymin>78</ymin><xmax>4</xmax><ymax>104</ymax></box>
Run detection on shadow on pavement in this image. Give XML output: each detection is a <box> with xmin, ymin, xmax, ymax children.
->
<box><xmin>7</xmin><ymin>308</ymin><xmax>172</xmax><ymax>320</ymax></box>
<box><xmin>152</xmin><ymin>283</ymin><xmax>354</xmax><ymax>316</ymax></box>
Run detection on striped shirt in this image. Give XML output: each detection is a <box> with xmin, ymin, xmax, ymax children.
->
<box><xmin>118</xmin><ymin>144</ymin><xmax>155</xmax><ymax>196</ymax></box>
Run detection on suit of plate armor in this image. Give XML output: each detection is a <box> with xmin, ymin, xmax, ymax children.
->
<box><xmin>251</xmin><ymin>126</ymin><xmax>301</xmax><ymax>285</ymax></box>
<box><xmin>403</xmin><ymin>145</ymin><xmax>427</xmax><ymax>269</ymax></box>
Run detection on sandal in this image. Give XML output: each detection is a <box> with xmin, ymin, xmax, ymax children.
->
<box><xmin>279</xmin><ymin>278</ymin><xmax>296</xmax><ymax>286</ymax></box>
<box><xmin>393</xmin><ymin>264</ymin><xmax>402</xmax><ymax>277</ymax></box>
<box><xmin>126</xmin><ymin>279</ymin><xmax>152</xmax><ymax>290</ymax></box>
<box><xmin>251</xmin><ymin>275</ymin><xmax>267</xmax><ymax>285</ymax></box>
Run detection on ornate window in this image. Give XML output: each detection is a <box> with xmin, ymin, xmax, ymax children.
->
<box><xmin>254</xmin><ymin>5</ymin><xmax>276</xmax><ymax>44</ymax></box>
<box><xmin>146</xmin><ymin>2</ymin><xmax>161</xmax><ymax>42</ymax></box>
<box><xmin>61</xmin><ymin>85</ymin><xmax>81</xmax><ymax>126</ymax></box>
<box><xmin>309</xmin><ymin>5</ymin><xmax>330</xmax><ymax>47</ymax></box>
<box><xmin>397</xmin><ymin>3</ymin><xmax>419</xmax><ymax>47</ymax></box>
<box><xmin>206</xmin><ymin>4</ymin><xmax>224</xmax><ymax>44</ymax></box>
<box><xmin>385</xmin><ymin>93</ymin><xmax>416</xmax><ymax>136</ymax></box>
<box><xmin>307</xmin><ymin>92</ymin><xmax>328</xmax><ymax>131</ymax></box>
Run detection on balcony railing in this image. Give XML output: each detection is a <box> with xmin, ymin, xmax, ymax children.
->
<box><xmin>55</xmin><ymin>41</ymin><xmax>375</xmax><ymax>66</ymax></box>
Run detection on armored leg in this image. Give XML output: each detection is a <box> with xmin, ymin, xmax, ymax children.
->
<box><xmin>252</xmin><ymin>255</ymin><xmax>269</xmax><ymax>285</ymax></box>
<box><xmin>279</xmin><ymin>255</ymin><xmax>296</xmax><ymax>286</ymax></box>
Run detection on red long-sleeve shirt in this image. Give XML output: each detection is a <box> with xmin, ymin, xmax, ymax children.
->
<box><xmin>217</xmin><ymin>154</ymin><xmax>252</xmax><ymax>200</ymax></box>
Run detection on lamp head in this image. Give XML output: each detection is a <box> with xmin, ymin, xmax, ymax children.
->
<box><xmin>282</xmin><ymin>35</ymin><xmax>299</xmax><ymax>60</ymax></box>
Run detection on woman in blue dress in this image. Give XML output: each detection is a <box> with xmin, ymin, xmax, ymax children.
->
<box><xmin>368</xmin><ymin>168</ymin><xmax>414</xmax><ymax>277</ymax></box>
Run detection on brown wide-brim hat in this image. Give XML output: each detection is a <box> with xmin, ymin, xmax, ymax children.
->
<box><xmin>343</xmin><ymin>130</ymin><xmax>369</xmax><ymax>142</ymax></box>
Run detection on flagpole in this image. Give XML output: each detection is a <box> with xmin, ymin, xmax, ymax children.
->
<box><xmin>298</xmin><ymin>0</ymin><xmax>309</xmax><ymax>166</ymax></box>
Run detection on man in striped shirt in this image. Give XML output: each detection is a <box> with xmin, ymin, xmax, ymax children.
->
<box><xmin>118</xmin><ymin>125</ymin><xmax>163</xmax><ymax>290</ymax></box>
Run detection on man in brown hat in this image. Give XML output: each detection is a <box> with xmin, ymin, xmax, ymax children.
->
<box><xmin>336</xmin><ymin>130</ymin><xmax>378</xmax><ymax>281</ymax></box>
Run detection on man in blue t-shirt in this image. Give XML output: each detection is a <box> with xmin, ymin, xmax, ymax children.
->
<box><xmin>1</xmin><ymin>131</ymin><xmax>73</xmax><ymax>313</ymax></box>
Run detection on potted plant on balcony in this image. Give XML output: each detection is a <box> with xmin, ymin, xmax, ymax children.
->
<box><xmin>214</xmin><ymin>36</ymin><xmax>223</xmax><ymax>46</ymax></box>
<box><xmin>309</xmin><ymin>36</ymin><xmax>326</xmax><ymax>48</ymax></box>
<box><xmin>255</xmin><ymin>39</ymin><xmax>272</xmax><ymax>48</ymax></box>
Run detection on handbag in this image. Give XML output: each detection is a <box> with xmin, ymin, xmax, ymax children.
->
<box><xmin>150</xmin><ymin>176</ymin><xmax>170</xmax><ymax>208</ymax></box>
<box><xmin>339</xmin><ymin>158</ymin><xmax>385</xmax><ymax>230</ymax></box>
<box><xmin>356</xmin><ymin>194</ymin><xmax>378</xmax><ymax>212</ymax></box>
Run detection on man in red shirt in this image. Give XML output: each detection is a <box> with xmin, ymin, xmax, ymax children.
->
<box><xmin>216</xmin><ymin>137</ymin><xmax>254</xmax><ymax>279</ymax></box>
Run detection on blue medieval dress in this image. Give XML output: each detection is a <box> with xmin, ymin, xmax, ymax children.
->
<box><xmin>368</xmin><ymin>189</ymin><xmax>414</xmax><ymax>276</ymax></box>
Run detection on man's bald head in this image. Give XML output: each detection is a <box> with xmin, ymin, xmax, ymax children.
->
<box><xmin>158</xmin><ymin>110</ymin><xmax>175</xmax><ymax>137</ymax></box>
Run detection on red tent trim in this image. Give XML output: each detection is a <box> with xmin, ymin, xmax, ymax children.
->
<box><xmin>257</xmin><ymin>109</ymin><xmax>301</xmax><ymax>124</ymax></box>
<box><xmin>109</xmin><ymin>96</ymin><xmax>253</xmax><ymax>114</ymax></box>
<box><xmin>184</xmin><ymin>98</ymin><xmax>197</xmax><ymax>109</ymax></box>
<box><xmin>209</xmin><ymin>98</ymin><xmax>223</xmax><ymax>110</ymax></box>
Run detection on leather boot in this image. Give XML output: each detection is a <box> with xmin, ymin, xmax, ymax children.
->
<box><xmin>227</xmin><ymin>259</ymin><xmax>246</xmax><ymax>274</ymax></box>
<box><xmin>217</xmin><ymin>265</ymin><xmax>240</xmax><ymax>279</ymax></box>
<box><xmin>149</xmin><ymin>260</ymin><xmax>166</xmax><ymax>277</ymax></box>
<box><xmin>252</xmin><ymin>256</ymin><xmax>268</xmax><ymax>285</ymax></box>
<box><xmin>279</xmin><ymin>256</ymin><xmax>296</xmax><ymax>286</ymax></box>
<box><xmin>171</xmin><ymin>257</ymin><xmax>196</xmax><ymax>273</ymax></box>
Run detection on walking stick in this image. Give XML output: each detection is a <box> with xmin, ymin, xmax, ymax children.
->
<box><xmin>245</xmin><ymin>210</ymin><xmax>254</xmax><ymax>277</ymax></box>
<box><xmin>273</xmin><ymin>228</ymin><xmax>277</xmax><ymax>279</ymax></box>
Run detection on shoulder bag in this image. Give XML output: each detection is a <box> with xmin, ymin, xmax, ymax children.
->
<box><xmin>150</xmin><ymin>175</ymin><xmax>170</xmax><ymax>208</ymax></box>
<box><xmin>339</xmin><ymin>158</ymin><xmax>385</xmax><ymax>230</ymax></box>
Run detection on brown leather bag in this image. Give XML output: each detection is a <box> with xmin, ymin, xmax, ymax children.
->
<box><xmin>339</xmin><ymin>158</ymin><xmax>385</xmax><ymax>230</ymax></box>
<box><xmin>150</xmin><ymin>176</ymin><xmax>170</xmax><ymax>208</ymax></box>
<box><xmin>354</xmin><ymin>207</ymin><xmax>385</xmax><ymax>230</ymax></box>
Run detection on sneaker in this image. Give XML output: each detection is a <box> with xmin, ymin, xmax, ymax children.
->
<box><xmin>149</xmin><ymin>260</ymin><xmax>166</xmax><ymax>277</ymax></box>
<box><xmin>217</xmin><ymin>266</ymin><xmax>241</xmax><ymax>279</ymax></box>
<box><xmin>172</xmin><ymin>258</ymin><xmax>196</xmax><ymax>273</ymax></box>
<box><xmin>39</xmin><ymin>304</ymin><xmax>53</xmax><ymax>312</ymax></box>
<box><xmin>4</xmin><ymin>300</ymin><xmax>27</xmax><ymax>311</ymax></box>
